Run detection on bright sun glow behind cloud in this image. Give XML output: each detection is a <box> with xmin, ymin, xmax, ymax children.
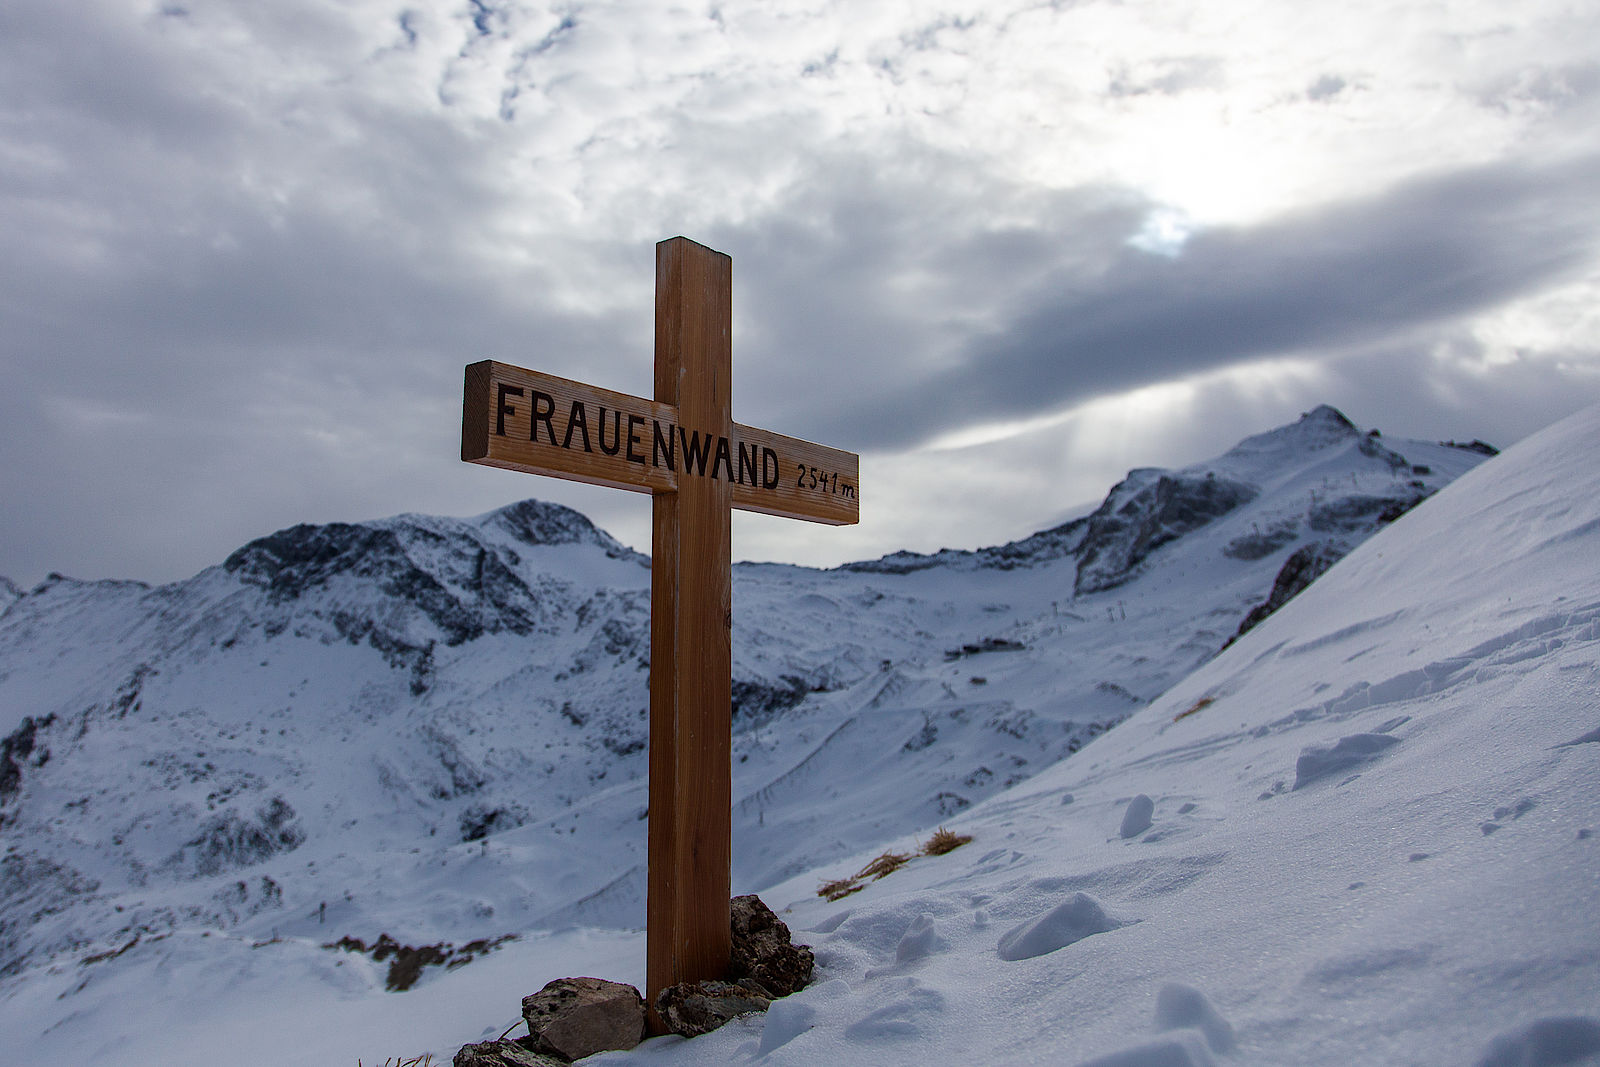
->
<box><xmin>0</xmin><ymin>0</ymin><xmax>1596</xmax><ymax>581</ymax></box>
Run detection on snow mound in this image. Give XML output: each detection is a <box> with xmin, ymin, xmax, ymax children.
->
<box><xmin>996</xmin><ymin>892</ymin><xmax>1130</xmax><ymax>961</ymax></box>
<box><xmin>1119</xmin><ymin>794</ymin><xmax>1155</xmax><ymax>838</ymax></box>
<box><xmin>1153</xmin><ymin>983</ymin><xmax>1234</xmax><ymax>1053</ymax></box>
<box><xmin>1291</xmin><ymin>732</ymin><xmax>1402</xmax><ymax>789</ymax></box>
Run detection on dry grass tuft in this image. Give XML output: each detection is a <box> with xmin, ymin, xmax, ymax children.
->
<box><xmin>921</xmin><ymin>826</ymin><xmax>973</xmax><ymax>856</ymax></box>
<box><xmin>1173</xmin><ymin>695</ymin><xmax>1215</xmax><ymax>723</ymax></box>
<box><xmin>855</xmin><ymin>850</ymin><xmax>912</xmax><ymax>881</ymax></box>
<box><xmin>818</xmin><ymin>876</ymin><xmax>866</xmax><ymax>902</ymax></box>
<box><xmin>358</xmin><ymin>1056</ymin><xmax>434</xmax><ymax>1066</ymax></box>
<box><xmin>816</xmin><ymin>849</ymin><xmax>916</xmax><ymax>900</ymax></box>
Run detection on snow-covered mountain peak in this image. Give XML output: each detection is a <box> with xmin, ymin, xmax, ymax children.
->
<box><xmin>1222</xmin><ymin>403</ymin><xmax>1357</xmax><ymax>460</ymax></box>
<box><xmin>1196</xmin><ymin>403</ymin><xmax>1421</xmax><ymax>490</ymax></box>
<box><xmin>0</xmin><ymin>576</ymin><xmax>20</xmax><ymax>613</ymax></box>
<box><xmin>471</xmin><ymin>498</ymin><xmax>633</xmax><ymax>557</ymax></box>
<box><xmin>844</xmin><ymin>405</ymin><xmax>1474</xmax><ymax>590</ymax></box>
<box><xmin>224</xmin><ymin>499</ymin><xmax>627</xmax><ymax>597</ymax></box>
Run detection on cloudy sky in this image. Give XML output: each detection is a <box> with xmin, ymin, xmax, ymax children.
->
<box><xmin>3</xmin><ymin>0</ymin><xmax>1598</xmax><ymax>586</ymax></box>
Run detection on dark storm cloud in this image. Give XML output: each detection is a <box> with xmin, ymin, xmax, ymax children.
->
<box><xmin>694</xmin><ymin>150</ymin><xmax>1151</xmax><ymax>441</ymax></box>
<box><xmin>799</xmin><ymin>154</ymin><xmax>1600</xmax><ymax>449</ymax></box>
<box><xmin>1</xmin><ymin>0</ymin><xmax>1597</xmax><ymax>583</ymax></box>
<box><xmin>0</xmin><ymin>2</ymin><xmax>655</xmax><ymax>584</ymax></box>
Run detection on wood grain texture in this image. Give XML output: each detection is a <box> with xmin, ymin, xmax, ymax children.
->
<box><xmin>461</xmin><ymin>360</ymin><xmax>859</xmax><ymax>525</ymax></box>
<box><xmin>458</xmin><ymin>237</ymin><xmax>858</xmax><ymax>1033</ymax></box>
<box><xmin>647</xmin><ymin>237</ymin><xmax>734</xmax><ymax>1029</ymax></box>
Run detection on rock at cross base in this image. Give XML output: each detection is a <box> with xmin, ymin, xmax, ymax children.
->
<box><xmin>655</xmin><ymin>979</ymin><xmax>773</xmax><ymax>1038</ymax></box>
<box><xmin>521</xmin><ymin>976</ymin><xmax>646</xmax><ymax>1061</ymax></box>
<box><xmin>453</xmin><ymin>1039</ymin><xmax>565</xmax><ymax>1067</ymax></box>
<box><xmin>728</xmin><ymin>894</ymin><xmax>814</xmax><ymax>997</ymax></box>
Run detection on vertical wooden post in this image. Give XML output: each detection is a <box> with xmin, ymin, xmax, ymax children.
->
<box><xmin>461</xmin><ymin>236</ymin><xmax>856</xmax><ymax>1031</ymax></box>
<box><xmin>646</xmin><ymin>237</ymin><xmax>733</xmax><ymax>1027</ymax></box>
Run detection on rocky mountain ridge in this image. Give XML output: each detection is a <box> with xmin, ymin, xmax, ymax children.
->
<box><xmin>844</xmin><ymin>406</ymin><xmax>1470</xmax><ymax>589</ymax></box>
<box><xmin>0</xmin><ymin>406</ymin><xmax>1491</xmax><ymax>991</ymax></box>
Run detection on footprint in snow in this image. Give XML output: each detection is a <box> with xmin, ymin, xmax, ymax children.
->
<box><xmin>1482</xmin><ymin>797</ymin><xmax>1537</xmax><ymax>835</ymax></box>
<box><xmin>1292</xmin><ymin>732</ymin><xmax>1401</xmax><ymax>790</ymax></box>
<box><xmin>756</xmin><ymin>978</ymin><xmax>851</xmax><ymax>1056</ymax></box>
<box><xmin>997</xmin><ymin>892</ymin><xmax>1132</xmax><ymax>961</ymax></box>
<box><xmin>1072</xmin><ymin>985</ymin><xmax>1235</xmax><ymax>1067</ymax></box>
<box><xmin>840</xmin><ymin>982</ymin><xmax>946</xmax><ymax>1042</ymax></box>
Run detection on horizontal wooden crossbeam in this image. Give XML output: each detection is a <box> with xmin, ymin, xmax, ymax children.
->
<box><xmin>463</xmin><ymin>360</ymin><xmax>859</xmax><ymax>525</ymax></box>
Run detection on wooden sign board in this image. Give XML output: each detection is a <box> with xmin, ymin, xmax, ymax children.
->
<box><xmin>463</xmin><ymin>361</ymin><xmax>859</xmax><ymax>526</ymax></box>
<box><xmin>460</xmin><ymin>237</ymin><xmax>858</xmax><ymax>1032</ymax></box>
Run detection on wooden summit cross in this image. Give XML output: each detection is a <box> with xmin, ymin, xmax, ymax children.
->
<box><xmin>460</xmin><ymin>237</ymin><xmax>859</xmax><ymax>1024</ymax></box>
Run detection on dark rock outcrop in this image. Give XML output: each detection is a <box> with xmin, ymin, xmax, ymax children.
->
<box><xmin>731</xmin><ymin>675</ymin><xmax>815</xmax><ymax>726</ymax></box>
<box><xmin>453</xmin><ymin>1039</ymin><xmax>564</xmax><ymax>1067</ymax></box>
<box><xmin>1075</xmin><ymin>472</ymin><xmax>1258</xmax><ymax>595</ymax></box>
<box><xmin>728</xmin><ymin>894</ymin><xmax>814</xmax><ymax>997</ymax></box>
<box><xmin>521</xmin><ymin>976</ymin><xmax>645</xmax><ymax>1060</ymax></box>
<box><xmin>222</xmin><ymin>500</ymin><xmax>626</xmax><ymax>651</ymax></box>
<box><xmin>1225</xmin><ymin>542</ymin><xmax>1346</xmax><ymax>650</ymax></box>
<box><xmin>328</xmin><ymin>932</ymin><xmax>516</xmax><ymax>992</ymax></box>
<box><xmin>485</xmin><ymin>499</ymin><xmax>630</xmax><ymax>555</ymax></box>
<box><xmin>1222</xmin><ymin>520</ymin><xmax>1299</xmax><ymax>561</ymax></box>
<box><xmin>170</xmin><ymin>795</ymin><xmax>305</xmax><ymax>877</ymax></box>
<box><xmin>839</xmin><ymin>515</ymin><xmax>1090</xmax><ymax>574</ymax></box>
<box><xmin>1443</xmin><ymin>438</ymin><xmax>1499</xmax><ymax>456</ymax></box>
<box><xmin>1308</xmin><ymin>491</ymin><xmax>1425</xmax><ymax>532</ymax></box>
<box><xmin>0</xmin><ymin>714</ymin><xmax>53</xmax><ymax>807</ymax></box>
<box><xmin>655</xmin><ymin>980</ymin><xmax>772</xmax><ymax>1038</ymax></box>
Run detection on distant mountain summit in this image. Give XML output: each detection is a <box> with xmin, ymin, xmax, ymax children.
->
<box><xmin>845</xmin><ymin>404</ymin><xmax>1460</xmax><ymax>597</ymax></box>
<box><xmin>218</xmin><ymin>499</ymin><xmax>642</xmax><ymax>658</ymax></box>
<box><xmin>0</xmin><ymin>406</ymin><xmax>1494</xmax><ymax>995</ymax></box>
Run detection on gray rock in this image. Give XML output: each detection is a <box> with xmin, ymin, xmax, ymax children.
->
<box><xmin>729</xmin><ymin>894</ymin><xmax>814</xmax><ymax>997</ymax></box>
<box><xmin>521</xmin><ymin>976</ymin><xmax>645</xmax><ymax>1060</ymax></box>
<box><xmin>453</xmin><ymin>1039</ymin><xmax>565</xmax><ymax>1067</ymax></box>
<box><xmin>655</xmin><ymin>979</ymin><xmax>772</xmax><ymax>1037</ymax></box>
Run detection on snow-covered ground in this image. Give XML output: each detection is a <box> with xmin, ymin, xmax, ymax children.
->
<box><xmin>599</xmin><ymin>403</ymin><xmax>1600</xmax><ymax>1067</ymax></box>
<box><xmin>4</xmin><ymin>405</ymin><xmax>1593</xmax><ymax>1065</ymax></box>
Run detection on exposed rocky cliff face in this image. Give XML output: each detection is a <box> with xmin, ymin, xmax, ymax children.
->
<box><xmin>1073</xmin><ymin>471</ymin><xmax>1258</xmax><ymax>595</ymax></box>
<box><xmin>1224</xmin><ymin>542</ymin><xmax>1347</xmax><ymax>649</ymax></box>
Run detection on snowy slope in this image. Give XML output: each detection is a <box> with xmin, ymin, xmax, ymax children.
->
<box><xmin>590</xmin><ymin>401</ymin><xmax>1600</xmax><ymax>1067</ymax></box>
<box><xmin>0</xmin><ymin>406</ymin><xmax>1524</xmax><ymax>1064</ymax></box>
